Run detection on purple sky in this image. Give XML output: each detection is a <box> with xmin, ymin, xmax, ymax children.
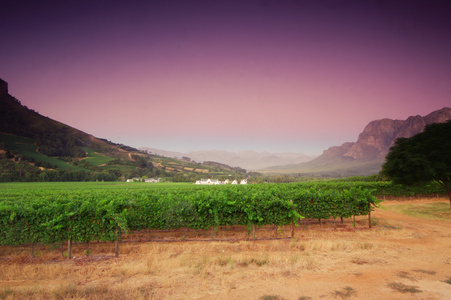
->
<box><xmin>2</xmin><ymin>0</ymin><xmax>450</xmax><ymax>155</ymax></box>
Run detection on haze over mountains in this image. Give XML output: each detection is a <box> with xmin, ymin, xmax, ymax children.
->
<box><xmin>140</xmin><ymin>148</ymin><xmax>316</xmax><ymax>171</ymax></box>
<box><xmin>2</xmin><ymin>76</ymin><xmax>450</xmax><ymax>178</ymax></box>
<box><xmin>264</xmin><ymin>107</ymin><xmax>451</xmax><ymax>176</ymax></box>
<box><xmin>0</xmin><ymin>78</ymin><xmax>249</xmax><ymax>181</ymax></box>
<box><xmin>142</xmin><ymin>107</ymin><xmax>451</xmax><ymax>176</ymax></box>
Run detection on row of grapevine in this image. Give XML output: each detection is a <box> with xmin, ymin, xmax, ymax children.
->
<box><xmin>0</xmin><ymin>184</ymin><xmax>379</xmax><ymax>247</ymax></box>
<box><xmin>322</xmin><ymin>181</ymin><xmax>445</xmax><ymax>196</ymax></box>
<box><xmin>1</xmin><ymin>180</ymin><xmax>445</xmax><ymax>197</ymax></box>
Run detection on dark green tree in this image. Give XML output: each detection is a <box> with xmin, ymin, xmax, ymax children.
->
<box><xmin>381</xmin><ymin>121</ymin><xmax>451</xmax><ymax>208</ymax></box>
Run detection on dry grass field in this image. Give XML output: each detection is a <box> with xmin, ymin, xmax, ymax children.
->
<box><xmin>1</xmin><ymin>197</ymin><xmax>450</xmax><ymax>300</ymax></box>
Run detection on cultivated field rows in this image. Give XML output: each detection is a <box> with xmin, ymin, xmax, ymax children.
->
<box><xmin>1</xmin><ymin>197</ymin><xmax>450</xmax><ymax>299</ymax></box>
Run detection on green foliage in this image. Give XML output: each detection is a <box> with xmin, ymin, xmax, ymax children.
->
<box><xmin>0</xmin><ymin>182</ymin><xmax>381</xmax><ymax>247</ymax></box>
<box><xmin>81</xmin><ymin>148</ymin><xmax>116</xmax><ymax>166</ymax></box>
<box><xmin>382</xmin><ymin>121</ymin><xmax>451</xmax><ymax>205</ymax></box>
<box><xmin>0</xmin><ymin>133</ymin><xmax>75</xmax><ymax>170</ymax></box>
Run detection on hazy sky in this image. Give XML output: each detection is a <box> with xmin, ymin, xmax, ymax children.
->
<box><xmin>2</xmin><ymin>0</ymin><xmax>450</xmax><ymax>155</ymax></box>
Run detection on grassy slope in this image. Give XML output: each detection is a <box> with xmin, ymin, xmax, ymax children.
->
<box><xmin>0</xmin><ymin>92</ymin><xmax>247</xmax><ymax>179</ymax></box>
<box><xmin>0</xmin><ymin>133</ymin><xmax>78</xmax><ymax>170</ymax></box>
<box><xmin>82</xmin><ymin>148</ymin><xmax>116</xmax><ymax>166</ymax></box>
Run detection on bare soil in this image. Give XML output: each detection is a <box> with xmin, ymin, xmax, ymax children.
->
<box><xmin>0</xmin><ymin>197</ymin><xmax>450</xmax><ymax>300</ymax></box>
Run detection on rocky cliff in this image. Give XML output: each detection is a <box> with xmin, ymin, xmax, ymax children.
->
<box><xmin>342</xmin><ymin>107</ymin><xmax>451</xmax><ymax>160</ymax></box>
<box><xmin>265</xmin><ymin>107</ymin><xmax>451</xmax><ymax>176</ymax></box>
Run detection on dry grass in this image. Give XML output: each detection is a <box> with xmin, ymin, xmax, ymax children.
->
<box><xmin>412</xmin><ymin>269</ymin><xmax>436</xmax><ymax>275</ymax></box>
<box><xmin>0</xmin><ymin>228</ymin><xmax>396</xmax><ymax>300</ymax></box>
<box><xmin>332</xmin><ymin>286</ymin><xmax>357</xmax><ymax>298</ymax></box>
<box><xmin>387</xmin><ymin>282</ymin><xmax>422</xmax><ymax>294</ymax></box>
<box><xmin>1</xmin><ymin>201</ymin><xmax>447</xmax><ymax>300</ymax></box>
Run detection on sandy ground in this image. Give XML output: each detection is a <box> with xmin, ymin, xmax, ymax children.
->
<box><xmin>0</xmin><ymin>198</ymin><xmax>450</xmax><ymax>300</ymax></box>
<box><xmin>202</xmin><ymin>199</ymin><xmax>451</xmax><ymax>300</ymax></box>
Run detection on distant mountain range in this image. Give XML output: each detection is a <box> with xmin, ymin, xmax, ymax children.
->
<box><xmin>3</xmin><ymin>76</ymin><xmax>450</xmax><ymax>179</ymax></box>
<box><xmin>139</xmin><ymin>148</ymin><xmax>316</xmax><ymax>171</ymax></box>
<box><xmin>263</xmin><ymin>107</ymin><xmax>451</xmax><ymax>176</ymax></box>
<box><xmin>143</xmin><ymin>108</ymin><xmax>451</xmax><ymax>176</ymax></box>
<box><xmin>0</xmin><ymin>78</ymin><xmax>247</xmax><ymax>181</ymax></box>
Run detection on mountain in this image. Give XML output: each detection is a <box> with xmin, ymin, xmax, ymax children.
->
<box><xmin>0</xmin><ymin>78</ymin><xmax>246</xmax><ymax>181</ymax></box>
<box><xmin>264</xmin><ymin>107</ymin><xmax>451</xmax><ymax>177</ymax></box>
<box><xmin>0</xmin><ymin>78</ymin><xmax>138</xmax><ymax>159</ymax></box>
<box><xmin>140</xmin><ymin>148</ymin><xmax>316</xmax><ymax>170</ymax></box>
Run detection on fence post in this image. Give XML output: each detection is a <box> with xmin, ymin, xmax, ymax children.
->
<box><xmin>67</xmin><ymin>239</ymin><xmax>72</xmax><ymax>259</ymax></box>
<box><xmin>115</xmin><ymin>235</ymin><xmax>120</xmax><ymax>258</ymax></box>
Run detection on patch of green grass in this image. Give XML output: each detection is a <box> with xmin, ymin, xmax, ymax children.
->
<box><xmin>0</xmin><ymin>133</ymin><xmax>77</xmax><ymax>170</ymax></box>
<box><xmin>251</xmin><ymin>258</ymin><xmax>269</xmax><ymax>266</ymax></box>
<box><xmin>443</xmin><ymin>277</ymin><xmax>451</xmax><ymax>285</ymax></box>
<box><xmin>386</xmin><ymin>202</ymin><xmax>451</xmax><ymax>222</ymax></box>
<box><xmin>83</xmin><ymin>147</ymin><xmax>116</xmax><ymax>166</ymax></box>
<box><xmin>238</xmin><ymin>257</ymin><xmax>269</xmax><ymax>267</ymax></box>
<box><xmin>387</xmin><ymin>282</ymin><xmax>422</xmax><ymax>293</ymax></box>
<box><xmin>0</xmin><ymin>181</ymin><xmax>195</xmax><ymax>191</ymax></box>
<box><xmin>217</xmin><ymin>256</ymin><xmax>234</xmax><ymax>267</ymax></box>
<box><xmin>194</xmin><ymin>255</ymin><xmax>209</xmax><ymax>274</ymax></box>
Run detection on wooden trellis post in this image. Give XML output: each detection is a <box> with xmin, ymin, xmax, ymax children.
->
<box><xmin>67</xmin><ymin>239</ymin><xmax>72</xmax><ymax>259</ymax></box>
<box><xmin>115</xmin><ymin>235</ymin><xmax>120</xmax><ymax>258</ymax></box>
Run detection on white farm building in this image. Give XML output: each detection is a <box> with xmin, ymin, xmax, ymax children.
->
<box><xmin>195</xmin><ymin>178</ymin><xmax>247</xmax><ymax>185</ymax></box>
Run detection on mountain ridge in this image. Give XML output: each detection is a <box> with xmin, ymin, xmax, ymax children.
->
<box><xmin>140</xmin><ymin>148</ymin><xmax>316</xmax><ymax>170</ymax></box>
<box><xmin>264</xmin><ymin>107</ymin><xmax>451</xmax><ymax>176</ymax></box>
<box><xmin>3</xmin><ymin>77</ymin><xmax>450</xmax><ymax>179</ymax></box>
<box><xmin>0</xmin><ymin>78</ymin><xmax>248</xmax><ymax>181</ymax></box>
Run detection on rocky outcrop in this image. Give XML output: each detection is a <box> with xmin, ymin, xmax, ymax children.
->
<box><xmin>342</xmin><ymin>107</ymin><xmax>451</xmax><ymax>160</ymax></box>
<box><xmin>281</xmin><ymin>107</ymin><xmax>451</xmax><ymax>177</ymax></box>
<box><xmin>321</xmin><ymin>142</ymin><xmax>355</xmax><ymax>159</ymax></box>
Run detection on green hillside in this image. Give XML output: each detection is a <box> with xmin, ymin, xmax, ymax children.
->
<box><xmin>0</xmin><ymin>81</ymin><xmax>248</xmax><ymax>182</ymax></box>
<box><xmin>0</xmin><ymin>133</ymin><xmax>82</xmax><ymax>170</ymax></box>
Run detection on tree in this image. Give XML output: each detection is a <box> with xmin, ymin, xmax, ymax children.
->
<box><xmin>381</xmin><ymin>121</ymin><xmax>451</xmax><ymax>208</ymax></box>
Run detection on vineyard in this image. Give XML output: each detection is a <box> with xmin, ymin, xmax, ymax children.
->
<box><xmin>0</xmin><ymin>181</ymin><xmax>445</xmax><ymax>257</ymax></box>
